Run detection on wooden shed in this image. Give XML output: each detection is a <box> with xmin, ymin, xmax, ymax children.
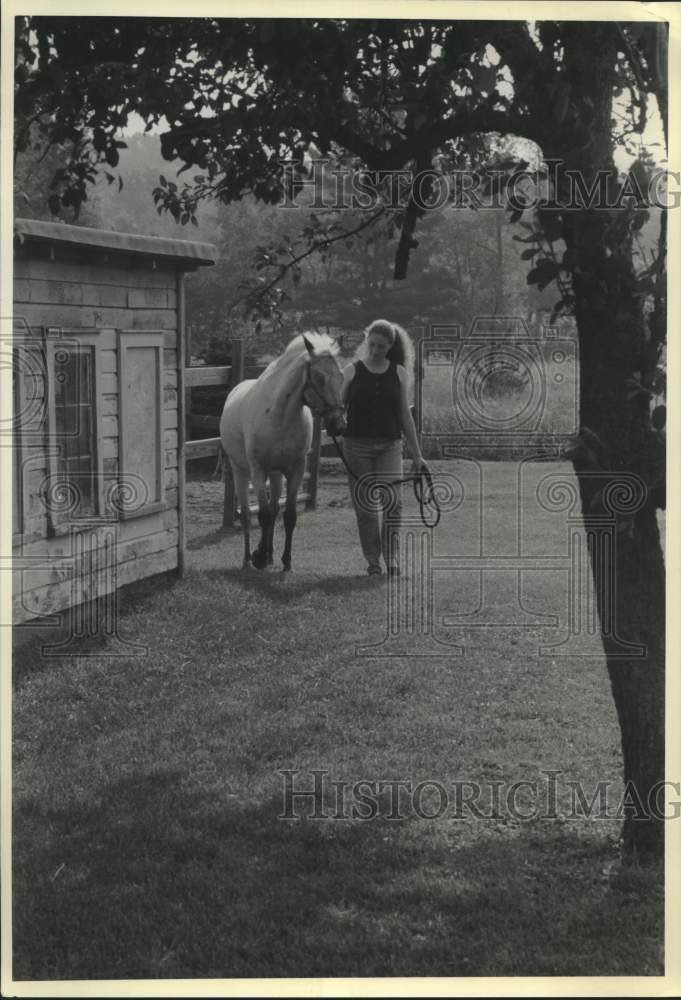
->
<box><xmin>11</xmin><ymin>218</ymin><xmax>215</xmax><ymax>626</ymax></box>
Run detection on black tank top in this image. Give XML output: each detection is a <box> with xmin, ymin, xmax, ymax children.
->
<box><xmin>346</xmin><ymin>360</ymin><xmax>402</xmax><ymax>440</ymax></box>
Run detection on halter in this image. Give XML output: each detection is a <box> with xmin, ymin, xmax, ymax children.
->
<box><xmin>301</xmin><ymin>359</ymin><xmax>346</xmax><ymax>424</ymax></box>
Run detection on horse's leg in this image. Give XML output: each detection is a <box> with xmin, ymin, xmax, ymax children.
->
<box><xmin>232</xmin><ymin>466</ymin><xmax>252</xmax><ymax>568</ymax></box>
<box><xmin>281</xmin><ymin>464</ymin><xmax>305</xmax><ymax>572</ymax></box>
<box><xmin>250</xmin><ymin>467</ymin><xmax>271</xmax><ymax>570</ymax></box>
<box><xmin>267</xmin><ymin>472</ymin><xmax>283</xmax><ymax>566</ymax></box>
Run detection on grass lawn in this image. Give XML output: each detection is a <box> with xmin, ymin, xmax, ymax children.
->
<box><xmin>12</xmin><ymin>460</ymin><xmax>664</xmax><ymax>980</ymax></box>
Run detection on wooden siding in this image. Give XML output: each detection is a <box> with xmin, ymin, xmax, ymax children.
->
<box><xmin>118</xmin><ymin>331</ymin><xmax>166</xmax><ymax>517</ymax></box>
<box><xmin>13</xmin><ymin>250</ymin><xmax>183</xmax><ymax>624</ymax></box>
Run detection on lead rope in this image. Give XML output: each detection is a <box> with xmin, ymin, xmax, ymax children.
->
<box><xmin>329</xmin><ymin>432</ymin><xmax>442</xmax><ymax>529</ymax></box>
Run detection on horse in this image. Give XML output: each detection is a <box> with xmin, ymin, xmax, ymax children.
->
<box><xmin>219</xmin><ymin>333</ymin><xmax>347</xmax><ymax>571</ymax></box>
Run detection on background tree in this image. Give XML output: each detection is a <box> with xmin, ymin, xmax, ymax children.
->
<box><xmin>14</xmin><ymin>15</ymin><xmax>669</xmax><ymax>857</ymax></box>
<box><xmin>288</xmin><ymin>203</ymin><xmax>546</xmax><ymax>335</ymax></box>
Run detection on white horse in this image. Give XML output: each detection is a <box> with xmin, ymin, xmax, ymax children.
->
<box><xmin>219</xmin><ymin>333</ymin><xmax>346</xmax><ymax>570</ymax></box>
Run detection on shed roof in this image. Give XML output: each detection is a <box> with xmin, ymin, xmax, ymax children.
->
<box><xmin>14</xmin><ymin>218</ymin><xmax>215</xmax><ymax>268</ymax></box>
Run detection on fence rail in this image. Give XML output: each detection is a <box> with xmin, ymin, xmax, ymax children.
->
<box><xmin>185</xmin><ymin>437</ymin><xmax>222</xmax><ymax>461</ymax></box>
<box><xmin>184</xmin><ymin>365</ymin><xmax>233</xmax><ymax>388</ymax></box>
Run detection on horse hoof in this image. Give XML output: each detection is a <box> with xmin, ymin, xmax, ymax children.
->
<box><xmin>251</xmin><ymin>551</ymin><xmax>268</xmax><ymax>570</ymax></box>
<box><xmin>282</xmin><ymin>564</ymin><xmax>292</xmax><ymax>573</ymax></box>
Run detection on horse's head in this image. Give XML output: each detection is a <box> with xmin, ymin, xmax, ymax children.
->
<box><xmin>301</xmin><ymin>334</ymin><xmax>347</xmax><ymax>437</ymax></box>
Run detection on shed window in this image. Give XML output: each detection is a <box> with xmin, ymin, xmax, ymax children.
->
<box><xmin>54</xmin><ymin>346</ymin><xmax>97</xmax><ymax>513</ymax></box>
<box><xmin>46</xmin><ymin>330</ymin><xmax>104</xmax><ymax>531</ymax></box>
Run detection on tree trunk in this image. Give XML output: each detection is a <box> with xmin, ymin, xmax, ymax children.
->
<box><xmin>562</xmin><ymin>192</ymin><xmax>665</xmax><ymax>860</ymax></box>
<box><xmin>545</xmin><ymin>24</ymin><xmax>666</xmax><ymax>858</ymax></box>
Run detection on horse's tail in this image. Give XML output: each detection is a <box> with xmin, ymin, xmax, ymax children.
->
<box><xmin>213</xmin><ymin>442</ymin><xmax>227</xmax><ymax>480</ymax></box>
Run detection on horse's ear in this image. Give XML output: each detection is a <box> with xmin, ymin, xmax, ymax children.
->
<box><xmin>303</xmin><ymin>335</ymin><xmax>315</xmax><ymax>355</ymax></box>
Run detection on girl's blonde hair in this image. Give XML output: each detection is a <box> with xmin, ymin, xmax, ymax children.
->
<box><xmin>354</xmin><ymin>319</ymin><xmax>415</xmax><ymax>398</ymax></box>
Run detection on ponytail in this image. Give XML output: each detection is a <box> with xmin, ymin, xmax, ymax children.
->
<box><xmin>389</xmin><ymin>324</ymin><xmax>415</xmax><ymax>400</ymax></box>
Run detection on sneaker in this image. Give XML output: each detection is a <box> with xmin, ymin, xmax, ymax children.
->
<box><xmin>367</xmin><ymin>564</ymin><xmax>383</xmax><ymax>576</ymax></box>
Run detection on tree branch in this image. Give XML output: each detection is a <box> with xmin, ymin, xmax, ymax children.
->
<box><xmin>394</xmin><ymin>147</ymin><xmax>433</xmax><ymax>280</ymax></box>
<box><xmin>381</xmin><ymin>105</ymin><xmax>540</xmax><ymax>171</ymax></box>
<box><xmin>616</xmin><ymin>25</ymin><xmax>649</xmax><ymax>136</ymax></box>
<box><xmin>229</xmin><ymin>205</ymin><xmax>388</xmax><ymax>312</ymax></box>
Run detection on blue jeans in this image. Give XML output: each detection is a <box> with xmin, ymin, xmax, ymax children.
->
<box><xmin>343</xmin><ymin>437</ymin><xmax>403</xmax><ymax>571</ymax></box>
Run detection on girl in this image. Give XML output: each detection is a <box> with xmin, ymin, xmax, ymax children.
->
<box><xmin>342</xmin><ymin>319</ymin><xmax>425</xmax><ymax>576</ymax></box>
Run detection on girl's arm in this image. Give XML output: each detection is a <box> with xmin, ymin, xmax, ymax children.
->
<box><xmin>397</xmin><ymin>365</ymin><xmax>424</xmax><ymax>466</ymax></box>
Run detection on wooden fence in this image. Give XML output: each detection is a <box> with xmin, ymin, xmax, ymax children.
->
<box><xmin>184</xmin><ymin>339</ymin><xmax>321</xmax><ymax>529</ymax></box>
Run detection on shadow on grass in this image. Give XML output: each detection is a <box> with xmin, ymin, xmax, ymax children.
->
<box><xmin>13</xmin><ymin>771</ymin><xmax>664</xmax><ymax>981</ymax></box>
<box><xmin>11</xmin><ymin>563</ymin><xmax>373</xmax><ymax>689</ymax></box>
<box><xmin>186</xmin><ymin>526</ymin><xmax>235</xmax><ymax>552</ymax></box>
<box><xmin>12</xmin><ymin>573</ymin><xmax>184</xmax><ymax>689</ymax></box>
<box><xmin>202</xmin><ymin>567</ymin><xmax>383</xmax><ymax>602</ymax></box>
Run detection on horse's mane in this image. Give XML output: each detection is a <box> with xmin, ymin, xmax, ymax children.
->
<box><xmin>285</xmin><ymin>332</ymin><xmax>340</xmax><ymax>357</ymax></box>
<box><xmin>259</xmin><ymin>332</ymin><xmax>340</xmax><ymax>383</ymax></box>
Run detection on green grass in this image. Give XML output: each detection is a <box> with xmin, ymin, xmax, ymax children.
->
<box><xmin>12</xmin><ymin>461</ymin><xmax>664</xmax><ymax>980</ymax></box>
